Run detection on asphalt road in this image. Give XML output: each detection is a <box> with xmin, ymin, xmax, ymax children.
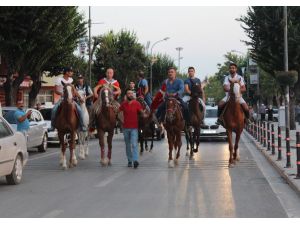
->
<box><xmin>0</xmin><ymin>133</ymin><xmax>299</xmax><ymax>218</ymax></box>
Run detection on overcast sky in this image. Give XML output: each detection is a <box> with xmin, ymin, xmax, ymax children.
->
<box><xmin>78</xmin><ymin>6</ymin><xmax>250</xmax><ymax>80</ymax></box>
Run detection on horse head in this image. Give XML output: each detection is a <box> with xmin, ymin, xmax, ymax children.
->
<box><xmin>229</xmin><ymin>78</ymin><xmax>242</xmax><ymax>102</ymax></box>
<box><xmin>191</xmin><ymin>82</ymin><xmax>203</xmax><ymax>98</ymax></box>
<box><xmin>100</xmin><ymin>86</ymin><xmax>114</xmax><ymax>107</ymax></box>
<box><xmin>165</xmin><ymin>97</ymin><xmax>180</xmax><ymax>122</ymax></box>
<box><xmin>62</xmin><ymin>82</ymin><xmax>76</xmax><ymax>104</ymax></box>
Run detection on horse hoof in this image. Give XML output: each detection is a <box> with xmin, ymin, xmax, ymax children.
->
<box><xmin>168</xmin><ymin>160</ymin><xmax>174</xmax><ymax>168</ymax></box>
<box><xmin>174</xmin><ymin>159</ymin><xmax>179</xmax><ymax>166</ymax></box>
<box><xmin>193</xmin><ymin>148</ymin><xmax>198</xmax><ymax>153</ymax></box>
<box><xmin>107</xmin><ymin>161</ymin><xmax>112</xmax><ymax>166</ymax></box>
<box><xmin>228</xmin><ymin>163</ymin><xmax>235</xmax><ymax>168</ymax></box>
<box><xmin>100</xmin><ymin>159</ymin><xmax>106</xmax><ymax>166</ymax></box>
<box><xmin>236</xmin><ymin>156</ymin><xmax>240</xmax><ymax>162</ymax></box>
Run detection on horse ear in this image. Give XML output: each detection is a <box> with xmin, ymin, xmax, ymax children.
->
<box><xmin>61</xmin><ymin>81</ymin><xmax>66</xmax><ymax>87</ymax></box>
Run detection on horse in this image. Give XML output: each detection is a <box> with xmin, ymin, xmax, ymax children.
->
<box><xmin>77</xmin><ymin>89</ymin><xmax>90</xmax><ymax>160</ymax></box>
<box><xmin>186</xmin><ymin>82</ymin><xmax>204</xmax><ymax>159</ymax></box>
<box><xmin>54</xmin><ymin>83</ymin><xmax>79</xmax><ymax>169</ymax></box>
<box><xmin>137</xmin><ymin>97</ymin><xmax>155</xmax><ymax>155</ymax></box>
<box><xmin>163</xmin><ymin>97</ymin><xmax>185</xmax><ymax>168</ymax></box>
<box><xmin>94</xmin><ymin>86</ymin><xmax>117</xmax><ymax>166</ymax></box>
<box><xmin>222</xmin><ymin>80</ymin><xmax>245</xmax><ymax>167</ymax></box>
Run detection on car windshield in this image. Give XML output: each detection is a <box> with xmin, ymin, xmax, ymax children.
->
<box><xmin>39</xmin><ymin>109</ymin><xmax>51</xmax><ymax>120</ymax></box>
<box><xmin>3</xmin><ymin>110</ymin><xmax>17</xmax><ymax>124</ymax></box>
<box><xmin>205</xmin><ymin>109</ymin><xmax>218</xmax><ymax>118</ymax></box>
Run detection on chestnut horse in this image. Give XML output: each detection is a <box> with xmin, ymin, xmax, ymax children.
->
<box><xmin>187</xmin><ymin>82</ymin><xmax>204</xmax><ymax>158</ymax></box>
<box><xmin>94</xmin><ymin>86</ymin><xmax>117</xmax><ymax>166</ymax></box>
<box><xmin>55</xmin><ymin>83</ymin><xmax>79</xmax><ymax>169</ymax></box>
<box><xmin>164</xmin><ymin>97</ymin><xmax>185</xmax><ymax>168</ymax></box>
<box><xmin>137</xmin><ymin>97</ymin><xmax>155</xmax><ymax>154</ymax></box>
<box><xmin>222</xmin><ymin>80</ymin><xmax>244</xmax><ymax>167</ymax></box>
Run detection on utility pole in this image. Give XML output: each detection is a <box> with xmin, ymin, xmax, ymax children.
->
<box><xmin>88</xmin><ymin>6</ymin><xmax>92</xmax><ymax>87</ymax></box>
<box><xmin>284</xmin><ymin>6</ymin><xmax>290</xmax><ymax>130</ymax></box>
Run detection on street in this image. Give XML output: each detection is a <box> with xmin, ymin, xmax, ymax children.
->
<box><xmin>0</xmin><ymin>133</ymin><xmax>300</xmax><ymax>218</ymax></box>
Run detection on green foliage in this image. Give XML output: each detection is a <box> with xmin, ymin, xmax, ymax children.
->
<box><xmin>204</xmin><ymin>75</ymin><xmax>224</xmax><ymax>103</ymax></box>
<box><xmin>93</xmin><ymin>29</ymin><xmax>147</xmax><ymax>90</ymax></box>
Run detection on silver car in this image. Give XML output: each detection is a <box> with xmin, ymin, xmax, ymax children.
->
<box><xmin>2</xmin><ymin>107</ymin><xmax>48</xmax><ymax>152</ymax></box>
<box><xmin>200</xmin><ymin>105</ymin><xmax>227</xmax><ymax>141</ymax></box>
<box><xmin>0</xmin><ymin>116</ymin><xmax>28</xmax><ymax>184</ymax></box>
<box><xmin>39</xmin><ymin>108</ymin><xmax>59</xmax><ymax>144</ymax></box>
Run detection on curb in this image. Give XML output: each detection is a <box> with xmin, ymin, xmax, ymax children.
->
<box><xmin>244</xmin><ymin>131</ymin><xmax>300</xmax><ymax>197</ymax></box>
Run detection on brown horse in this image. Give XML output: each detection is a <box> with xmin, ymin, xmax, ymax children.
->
<box><xmin>164</xmin><ymin>97</ymin><xmax>185</xmax><ymax>168</ymax></box>
<box><xmin>55</xmin><ymin>83</ymin><xmax>79</xmax><ymax>169</ymax></box>
<box><xmin>137</xmin><ymin>97</ymin><xmax>155</xmax><ymax>154</ymax></box>
<box><xmin>222</xmin><ymin>81</ymin><xmax>244</xmax><ymax>167</ymax></box>
<box><xmin>187</xmin><ymin>82</ymin><xmax>204</xmax><ymax>158</ymax></box>
<box><xmin>94</xmin><ymin>86</ymin><xmax>117</xmax><ymax>166</ymax></box>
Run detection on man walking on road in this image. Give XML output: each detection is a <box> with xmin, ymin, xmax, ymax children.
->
<box><xmin>119</xmin><ymin>89</ymin><xmax>144</xmax><ymax>169</ymax></box>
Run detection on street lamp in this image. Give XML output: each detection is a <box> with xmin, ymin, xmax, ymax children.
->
<box><xmin>175</xmin><ymin>47</ymin><xmax>183</xmax><ymax>73</ymax></box>
<box><xmin>149</xmin><ymin>37</ymin><xmax>170</xmax><ymax>95</ymax></box>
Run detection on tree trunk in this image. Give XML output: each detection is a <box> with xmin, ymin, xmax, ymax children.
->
<box><xmin>3</xmin><ymin>73</ymin><xmax>24</xmax><ymax>106</ymax></box>
<box><xmin>28</xmin><ymin>73</ymin><xmax>42</xmax><ymax>108</ymax></box>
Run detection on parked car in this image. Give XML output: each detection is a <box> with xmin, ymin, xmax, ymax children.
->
<box><xmin>200</xmin><ymin>105</ymin><xmax>227</xmax><ymax>141</ymax></box>
<box><xmin>2</xmin><ymin>107</ymin><xmax>48</xmax><ymax>152</ymax></box>
<box><xmin>0</xmin><ymin>116</ymin><xmax>28</xmax><ymax>185</ymax></box>
<box><xmin>39</xmin><ymin>108</ymin><xmax>59</xmax><ymax>144</ymax></box>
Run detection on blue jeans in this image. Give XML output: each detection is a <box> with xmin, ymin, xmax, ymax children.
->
<box><xmin>144</xmin><ymin>93</ymin><xmax>152</xmax><ymax>108</ymax></box>
<box><xmin>123</xmin><ymin>128</ymin><xmax>139</xmax><ymax>163</ymax></box>
<box><xmin>51</xmin><ymin>99</ymin><xmax>85</xmax><ymax>130</ymax></box>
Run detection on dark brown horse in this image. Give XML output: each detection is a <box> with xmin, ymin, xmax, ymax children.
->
<box><xmin>55</xmin><ymin>83</ymin><xmax>79</xmax><ymax>169</ymax></box>
<box><xmin>222</xmin><ymin>81</ymin><xmax>244</xmax><ymax>167</ymax></box>
<box><xmin>164</xmin><ymin>97</ymin><xmax>185</xmax><ymax>167</ymax></box>
<box><xmin>187</xmin><ymin>82</ymin><xmax>204</xmax><ymax>158</ymax></box>
<box><xmin>137</xmin><ymin>97</ymin><xmax>155</xmax><ymax>154</ymax></box>
<box><xmin>94</xmin><ymin>86</ymin><xmax>117</xmax><ymax>166</ymax></box>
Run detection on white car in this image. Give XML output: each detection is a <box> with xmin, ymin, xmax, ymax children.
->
<box><xmin>0</xmin><ymin>116</ymin><xmax>28</xmax><ymax>185</ymax></box>
<box><xmin>39</xmin><ymin>108</ymin><xmax>59</xmax><ymax>144</ymax></box>
<box><xmin>200</xmin><ymin>105</ymin><xmax>227</xmax><ymax>141</ymax></box>
<box><xmin>2</xmin><ymin>107</ymin><xmax>48</xmax><ymax>152</ymax></box>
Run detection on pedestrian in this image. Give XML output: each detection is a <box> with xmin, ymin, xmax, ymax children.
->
<box><xmin>119</xmin><ymin>89</ymin><xmax>144</xmax><ymax>169</ymax></box>
<box><xmin>14</xmin><ymin>101</ymin><xmax>32</xmax><ymax>138</ymax></box>
<box><xmin>267</xmin><ymin>105</ymin><xmax>273</xmax><ymax>121</ymax></box>
<box><xmin>259</xmin><ymin>103</ymin><xmax>266</xmax><ymax>121</ymax></box>
<box><xmin>124</xmin><ymin>81</ymin><xmax>137</xmax><ymax>101</ymax></box>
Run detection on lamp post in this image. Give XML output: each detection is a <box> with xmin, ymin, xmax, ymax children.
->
<box><xmin>149</xmin><ymin>37</ymin><xmax>170</xmax><ymax>95</ymax></box>
<box><xmin>175</xmin><ymin>47</ymin><xmax>183</xmax><ymax>73</ymax></box>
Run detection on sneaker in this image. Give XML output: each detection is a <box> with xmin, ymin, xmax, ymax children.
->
<box><xmin>128</xmin><ymin>162</ymin><xmax>132</xmax><ymax>167</ymax></box>
<box><xmin>133</xmin><ymin>161</ymin><xmax>139</xmax><ymax>169</ymax></box>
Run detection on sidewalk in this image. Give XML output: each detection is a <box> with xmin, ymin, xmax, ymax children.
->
<box><xmin>244</xmin><ymin>122</ymin><xmax>300</xmax><ymax>196</ymax></box>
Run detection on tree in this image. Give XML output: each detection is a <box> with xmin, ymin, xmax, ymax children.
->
<box><xmin>93</xmin><ymin>30</ymin><xmax>147</xmax><ymax>91</ymax></box>
<box><xmin>0</xmin><ymin>6</ymin><xmax>86</xmax><ymax>106</ymax></box>
<box><xmin>239</xmin><ymin>6</ymin><xmax>300</xmax><ymax>129</ymax></box>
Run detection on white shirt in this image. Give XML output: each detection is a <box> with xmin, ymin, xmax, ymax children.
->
<box><xmin>55</xmin><ymin>77</ymin><xmax>73</xmax><ymax>95</ymax></box>
<box><xmin>223</xmin><ymin>73</ymin><xmax>245</xmax><ymax>97</ymax></box>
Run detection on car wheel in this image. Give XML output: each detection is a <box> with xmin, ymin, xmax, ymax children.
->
<box><xmin>38</xmin><ymin>133</ymin><xmax>48</xmax><ymax>152</ymax></box>
<box><xmin>161</xmin><ymin>132</ymin><xmax>165</xmax><ymax>139</ymax></box>
<box><xmin>6</xmin><ymin>155</ymin><xmax>23</xmax><ymax>185</ymax></box>
<box><xmin>156</xmin><ymin>131</ymin><xmax>161</xmax><ymax>141</ymax></box>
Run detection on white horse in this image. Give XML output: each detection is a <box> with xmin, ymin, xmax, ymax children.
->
<box><xmin>77</xmin><ymin>89</ymin><xmax>90</xmax><ymax>160</ymax></box>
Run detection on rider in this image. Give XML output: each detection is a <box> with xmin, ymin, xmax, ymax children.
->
<box><xmin>151</xmin><ymin>67</ymin><xmax>189</xmax><ymax>125</ymax></box>
<box><xmin>136</xmin><ymin>71</ymin><xmax>152</xmax><ymax>109</ymax></box>
<box><xmin>216</xmin><ymin>62</ymin><xmax>250</xmax><ymax>125</ymax></box>
<box><xmin>75</xmin><ymin>74</ymin><xmax>94</xmax><ymax>113</ymax></box>
<box><xmin>183</xmin><ymin>67</ymin><xmax>206</xmax><ymax>113</ymax></box>
<box><xmin>51</xmin><ymin>67</ymin><xmax>87</xmax><ymax>131</ymax></box>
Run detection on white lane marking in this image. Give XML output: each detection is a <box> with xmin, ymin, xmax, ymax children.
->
<box><xmin>95</xmin><ymin>170</ymin><xmax>126</xmax><ymax>188</ymax></box>
<box><xmin>43</xmin><ymin>209</ymin><xmax>64</xmax><ymax>218</ymax></box>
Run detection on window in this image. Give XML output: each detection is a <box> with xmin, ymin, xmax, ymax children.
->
<box><xmin>0</xmin><ymin>119</ymin><xmax>13</xmax><ymax>138</ymax></box>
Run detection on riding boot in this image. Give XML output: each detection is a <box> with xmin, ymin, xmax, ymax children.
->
<box><xmin>215</xmin><ymin>107</ymin><xmax>223</xmax><ymax>125</ymax></box>
<box><xmin>243</xmin><ymin>108</ymin><xmax>251</xmax><ymax>125</ymax></box>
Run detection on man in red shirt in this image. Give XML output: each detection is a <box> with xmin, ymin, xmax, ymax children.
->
<box><xmin>119</xmin><ymin>89</ymin><xmax>144</xmax><ymax>168</ymax></box>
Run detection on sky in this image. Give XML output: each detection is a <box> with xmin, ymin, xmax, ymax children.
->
<box><xmin>77</xmin><ymin>6</ymin><xmax>250</xmax><ymax>80</ymax></box>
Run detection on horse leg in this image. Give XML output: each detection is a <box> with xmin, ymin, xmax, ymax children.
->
<box><xmin>69</xmin><ymin>132</ymin><xmax>77</xmax><ymax>168</ymax></box>
<box><xmin>175</xmin><ymin>131</ymin><xmax>182</xmax><ymax>165</ymax></box>
<box><xmin>139</xmin><ymin>131</ymin><xmax>144</xmax><ymax>155</ymax></box>
<box><xmin>234</xmin><ymin>131</ymin><xmax>241</xmax><ymax>162</ymax></box>
<box><xmin>78</xmin><ymin>132</ymin><xmax>85</xmax><ymax>160</ymax></box>
<box><xmin>167</xmin><ymin>133</ymin><xmax>175</xmax><ymax>168</ymax></box>
<box><xmin>185</xmin><ymin>126</ymin><xmax>190</xmax><ymax>157</ymax></box>
<box><xmin>145</xmin><ymin>138</ymin><xmax>149</xmax><ymax>151</ymax></box>
<box><xmin>98</xmin><ymin>129</ymin><xmax>106</xmax><ymax>166</ymax></box>
<box><xmin>227</xmin><ymin>130</ymin><xmax>234</xmax><ymax>167</ymax></box>
<box><xmin>150</xmin><ymin>126</ymin><xmax>154</xmax><ymax>151</ymax></box>
<box><xmin>194</xmin><ymin>127</ymin><xmax>200</xmax><ymax>153</ymax></box>
<box><xmin>59</xmin><ymin>133</ymin><xmax>67</xmax><ymax>169</ymax></box>
<box><xmin>107</xmin><ymin>130</ymin><xmax>113</xmax><ymax>166</ymax></box>
<box><xmin>84</xmin><ymin>131</ymin><xmax>89</xmax><ymax>157</ymax></box>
